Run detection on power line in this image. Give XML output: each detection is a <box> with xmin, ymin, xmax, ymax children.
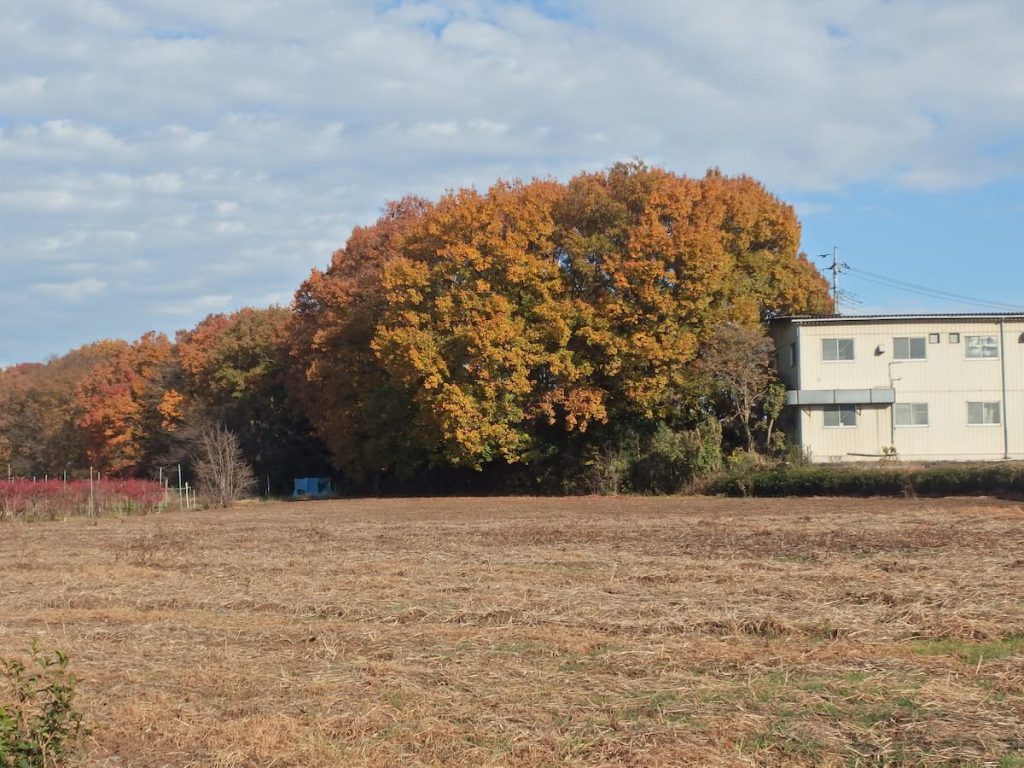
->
<box><xmin>845</xmin><ymin>266</ymin><xmax>1024</xmax><ymax>312</ymax></box>
<box><xmin>847</xmin><ymin>270</ymin><xmax>1003</xmax><ymax>310</ymax></box>
<box><xmin>835</xmin><ymin>288</ymin><xmax>862</xmax><ymax>308</ymax></box>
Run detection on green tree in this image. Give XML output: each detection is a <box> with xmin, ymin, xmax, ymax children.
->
<box><xmin>176</xmin><ymin>307</ymin><xmax>327</xmax><ymax>492</ymax></box>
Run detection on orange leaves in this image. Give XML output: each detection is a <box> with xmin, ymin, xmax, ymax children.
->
<box><xmin>289</xmin><ymin>196</ymin><xmax>435</xmax><ymax>480</ymax></box>
<box><xmin>291</xmin><ymin>162</ymin><xmax>833</xmax><ymax>477</ymax></box>
<box><xmin>73</xmin><ymin>335</ymin><xmax>175</xmax><ymax>474</ymax></box>
<box><xmin>373</xmin><ymin>179</ymin><xmax>574</xmax><ymax>467</ymax></box>
<box><xmin>158</xmin><ymin>389</ymin><xmax>185</xmax><ymax>430</ymax></box>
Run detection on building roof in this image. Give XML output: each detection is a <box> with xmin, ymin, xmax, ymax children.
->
<box><xmin>773</xmin><ymin>312</ymin><xmax>1024</xmax><ymax>325</ymax></box>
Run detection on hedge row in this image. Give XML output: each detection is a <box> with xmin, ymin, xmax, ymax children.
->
<box><xmin>708</xmin><ymin>463</ymin><xmax>1024</xmax><ymax>498</ymax></box>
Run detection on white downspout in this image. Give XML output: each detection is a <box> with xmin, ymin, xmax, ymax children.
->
<box><xmin>1000</xmin><ymin>317</ymin><xmax>1010</xmax><ymax>460</ymax></box>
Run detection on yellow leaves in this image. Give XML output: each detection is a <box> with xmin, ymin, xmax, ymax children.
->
<box><xmin>158</xmin><ymin>389</ymin><xmax>185</xmax><ymax>430</ymax></box>
<box><xmin>537</xmin><ymin>386</ymin><xmax>608</xmax><ymax>432</ymax></box>
<box><xmin>292</xmin><ymin>162</ymin><xmax>833</xmax><ymax>476</ymax></box>
<box><xmin>427</xmin><ymin>383</ymin><xmax>531</xmax><ymax>468</ymax></box>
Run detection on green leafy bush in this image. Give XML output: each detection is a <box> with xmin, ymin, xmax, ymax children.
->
<box><xmin>0</xmin><ymin>644</ymin><xmax>86</xmax><ymax>767</ymax></box>
<box><xmin>574</xmin><ymin>419</ymin><xmax>723</xmax><ymax>495</ymax></box>
<box><xmin>630</xmin><ymin>420</ymin><xmax>723</xmax><ymax>494</ymax></box>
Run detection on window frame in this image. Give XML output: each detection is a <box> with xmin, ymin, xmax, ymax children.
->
<box><xmin>893</xmin><ymin>336</ymin><xmax>927</xmax><ymax>361</ymax></box>
<box><xmin>821</xmin><ymin>337</ymin><xmax>855</xmax><ymax>363</ymax></box>
<box><xmin>894</xmin><ymin>402</ymin><xmax>929</xmax><ymax>428</ymax></box>
<box><xmin>967</xmin><ymin>401</ymin><xmax>1001</xmax><ymax>426</ymax></box>
<box><xmin>949</xmin><ymin>332</ymin><xmax>960</xmax><ymax>344</ymax></box>
<box><xmin>965</xmin><ymin>335</ymin><xmax>999</xmax><ymax>360</ymax></box>
<box><xmin>823</xmin><ymin>404</ymin><xmax>857</xmax><ymax>428</ymax></box>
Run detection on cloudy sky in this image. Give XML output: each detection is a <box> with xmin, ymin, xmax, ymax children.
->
<box><xmin>3</xmin><ymin>0</ymin><xmax>1024</xmax><ymax>366</ymax></box>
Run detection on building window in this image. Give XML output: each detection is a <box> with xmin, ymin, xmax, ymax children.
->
<box><xmin>822</xmin><ymin>338</ymin><xmax>854</xmax><ymax>362</ymax></box>
<box><xmin>823</xmin><ymin>404</ymin><xmax>857</xmax><ymax>427</ymax></box>
<box><xmin>965</xmin><ymin>335</ymin><xmax>999</xmax><ymax>359</ymax></box>
<box><xmin>893</xmin><ymin>336</ymin><xmax>927</xmax><ymax>360</ymax></box>
<box><xmin>967</xmin><ymin>401</ymin><xmax>1001</xmax><ymax>425</ymax></box>
<box><xmin>894</xmin><ymin>403</ymin><xmax>929</xmax><ymax>427</ymax></box>
<box><xmin>789</xmin><ymin>342</ymin><xmax>797</xmax><ymax>368</ymax></box>
<box><xmin>928</xmin><ymin>333</ymin><xmax>940</xmax><ymax>344</ymax></box>
<box><xmin>949</xmin><ymin>333</ymin><xmax>960</xmax><ymax>344</ymax></box>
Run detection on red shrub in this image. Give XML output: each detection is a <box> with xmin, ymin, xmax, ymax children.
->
<box><xmin>0</xmin><ymin>478</ymin><xmax>165</xmax><ymax>521</ymax></box>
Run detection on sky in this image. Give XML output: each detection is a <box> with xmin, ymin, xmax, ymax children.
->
<box><xmin>2</xmin><ymin>0</ymin><xmax>1024</xmax><ymax>367</ymax></box>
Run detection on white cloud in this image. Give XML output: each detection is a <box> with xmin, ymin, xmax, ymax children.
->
<box><xmin>156</xmin><ymin>293</ymin><xmax>232</xmax><ymax>316</ymax></box>
<box><xmin>32</xmin><ymin>277</ymin><xmax>107</xmax><ymax>300</ymax></box>
<box><xmin>0</xmin><ymin>120</ymin><xmax>132</xmax><ymax>159</ymax></box>
<box><xmin>139</xmin><ymin>173</ymin><xmax>184</xmax><ymax>194</ymax></box>
<box><xmin>212</xmin><ymin>220</ymin><xmax>245</xmax><ymax>234</ymax></box>
<box><xmin>2</xmin><ymin>0</ymin><xmax>1024</xmax><ymax>364</ymax></box>
<box><xmin>0</xmin><ymin>75</ymin><xmax>46</xmax><ymax>104</ymax></box>
<box><xmin>412</xmin><ymin>120</ymin><xmax>461</xmax><ymax>139</ymax></box>
<box><xmin>31</xmin><ymin>229</ymin><xmax>136</xmax><ymax>252</ymax></box>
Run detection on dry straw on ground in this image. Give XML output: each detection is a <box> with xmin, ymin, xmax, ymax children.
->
<box><xmin>1</xmin><ymin>496</ymin><xmax>1022</xmax><ymax>767</ymax></box>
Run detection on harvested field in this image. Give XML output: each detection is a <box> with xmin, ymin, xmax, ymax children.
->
<box><xmin>1</xmin><ymin>496</ymin><xmax>1023</xmax><ymax>767</ymax></box>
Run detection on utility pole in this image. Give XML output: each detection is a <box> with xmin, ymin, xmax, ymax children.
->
<box><xmin>818</xmin><ymin>247</ymin><xmax>848</xmax><ymax>312</ymax></box>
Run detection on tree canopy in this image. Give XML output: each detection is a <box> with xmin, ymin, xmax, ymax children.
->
<box><xmin>292</xmin><ymin>162</ymin><xmax>831</xmax><ymax>481</ymax></box>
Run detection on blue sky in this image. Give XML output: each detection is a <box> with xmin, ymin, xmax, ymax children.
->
<box><xmin>2</xmin><ymin>0</ymin><xmax>1023</xmax><ymax>366</ymax></box>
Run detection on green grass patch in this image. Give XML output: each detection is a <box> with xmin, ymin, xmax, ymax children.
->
<box><xmin>911</xmin><ymin>634</ymin><xmax>1024</xmax><ymax>666</ymax></box>
<box><xmin>740</xmin><ymin>726</ymin><xmax>825</xmax><ymax>761</ymax></box>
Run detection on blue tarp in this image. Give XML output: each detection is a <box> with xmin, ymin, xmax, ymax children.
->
<box><xmin>293</xmin><ymin>477</ymin><xmax>333</xmax><ymax>498</ymax></box>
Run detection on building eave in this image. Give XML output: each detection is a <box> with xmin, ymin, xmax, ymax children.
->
<box><xmin>772</xmin><ymin>312</ymin><xmax>1024</xmax><ymax>325</ymax></box>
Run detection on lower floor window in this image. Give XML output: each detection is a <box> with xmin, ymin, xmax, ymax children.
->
<box><xmin>894</xmin><ymin>403</ymin><xmax>929</xmax><ymax>427</ymax></box>
<box><xmin>823</xmin><ymin>404</ymin><xmax>857</xmax><ymax>427</ymax></box>
<box><xmin>967</xmin><ymin>401</ymin><xmax>1001</xmax><ymax>425</ymax></box>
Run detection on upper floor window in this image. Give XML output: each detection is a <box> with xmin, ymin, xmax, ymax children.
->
<box><xmin>967</xmin><ymin>401</ymin><xmax>1001</xmax><ymax>425</ymax></box>
<box><xmin>789</xmin><ymin>342</ymin><xmax>798</xmax><ymax>368</ymax></box>
<box><xmin>893</xmin><ymin>337</ymin><xmax>927</xmax><ymax>360</ymax></box>
<box><xmin>823</xmin><ymin>404</ymin><xmax>857</xmax><ymax>427</ymax></box>
<box><xmin>894</xmin><ymin>403</ymin><xmax>929</xmax><ymax>427</ymax></box>
<box><xmin>966</xmin><ymin>335</ymin><xmax>999</xmax><ymax>360</ymax></box>
<box><xmin>822</xmin><ymin>338</ymin><xmax>854</xmax><ymax>362</ymax></box>
<box><xmin>965</xmin><ymin>335</ymin><xmax>999</xmax><ymax>359</ymax></box>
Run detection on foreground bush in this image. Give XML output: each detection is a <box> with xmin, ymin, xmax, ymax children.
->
<box><xmin>0</xmin><ymin>479</ymin><xmax>164</xmax><ymax>521</ymax></box>
<box><xmin>709</xmin><ymin>463</ymin><xmax>1024</xmax><ymax>498</ymax></box>
<box><xmin>0</xmin><ymin>645</ymin><xmax>85</xmax><ymax>767</ymax></box>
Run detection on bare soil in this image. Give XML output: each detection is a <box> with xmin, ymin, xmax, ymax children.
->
<box><xmin>2</xmin><ymin>496</ymin><xmax>1023</xmax><ymax>767</ymax></box>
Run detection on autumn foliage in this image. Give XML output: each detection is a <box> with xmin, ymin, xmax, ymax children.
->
<box><xmin>292</xmin><ymin>162</ymin><xmax>832</xmax><ymax>483</ymax></box>
<box><xmin>1</xmin><ymin>162</ymin><xmax>832</xmax><ymax>496</ymax></box>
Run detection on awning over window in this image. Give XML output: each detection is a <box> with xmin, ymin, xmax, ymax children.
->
<box><xmin>785</xmin><ymin>388</ymin><xmax>895</xmax><ymax>406</ymax></box>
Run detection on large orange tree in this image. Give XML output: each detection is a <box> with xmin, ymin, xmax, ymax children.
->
<box><xmin>291</xmin><ymin>162</ymin><xmax>831</xmax><ymax>483</ymax></box>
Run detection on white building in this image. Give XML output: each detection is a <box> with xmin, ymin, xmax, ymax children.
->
<box><xmin>769</xmin><ymin>314</ymin><xmax>1024</xmax><ymax>462</ymax></box>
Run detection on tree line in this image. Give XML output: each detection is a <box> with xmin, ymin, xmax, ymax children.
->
<box><xmin>0</xmin><ymin>162</ymin><xmax>832</xmax><ymax>494</ymax></box>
